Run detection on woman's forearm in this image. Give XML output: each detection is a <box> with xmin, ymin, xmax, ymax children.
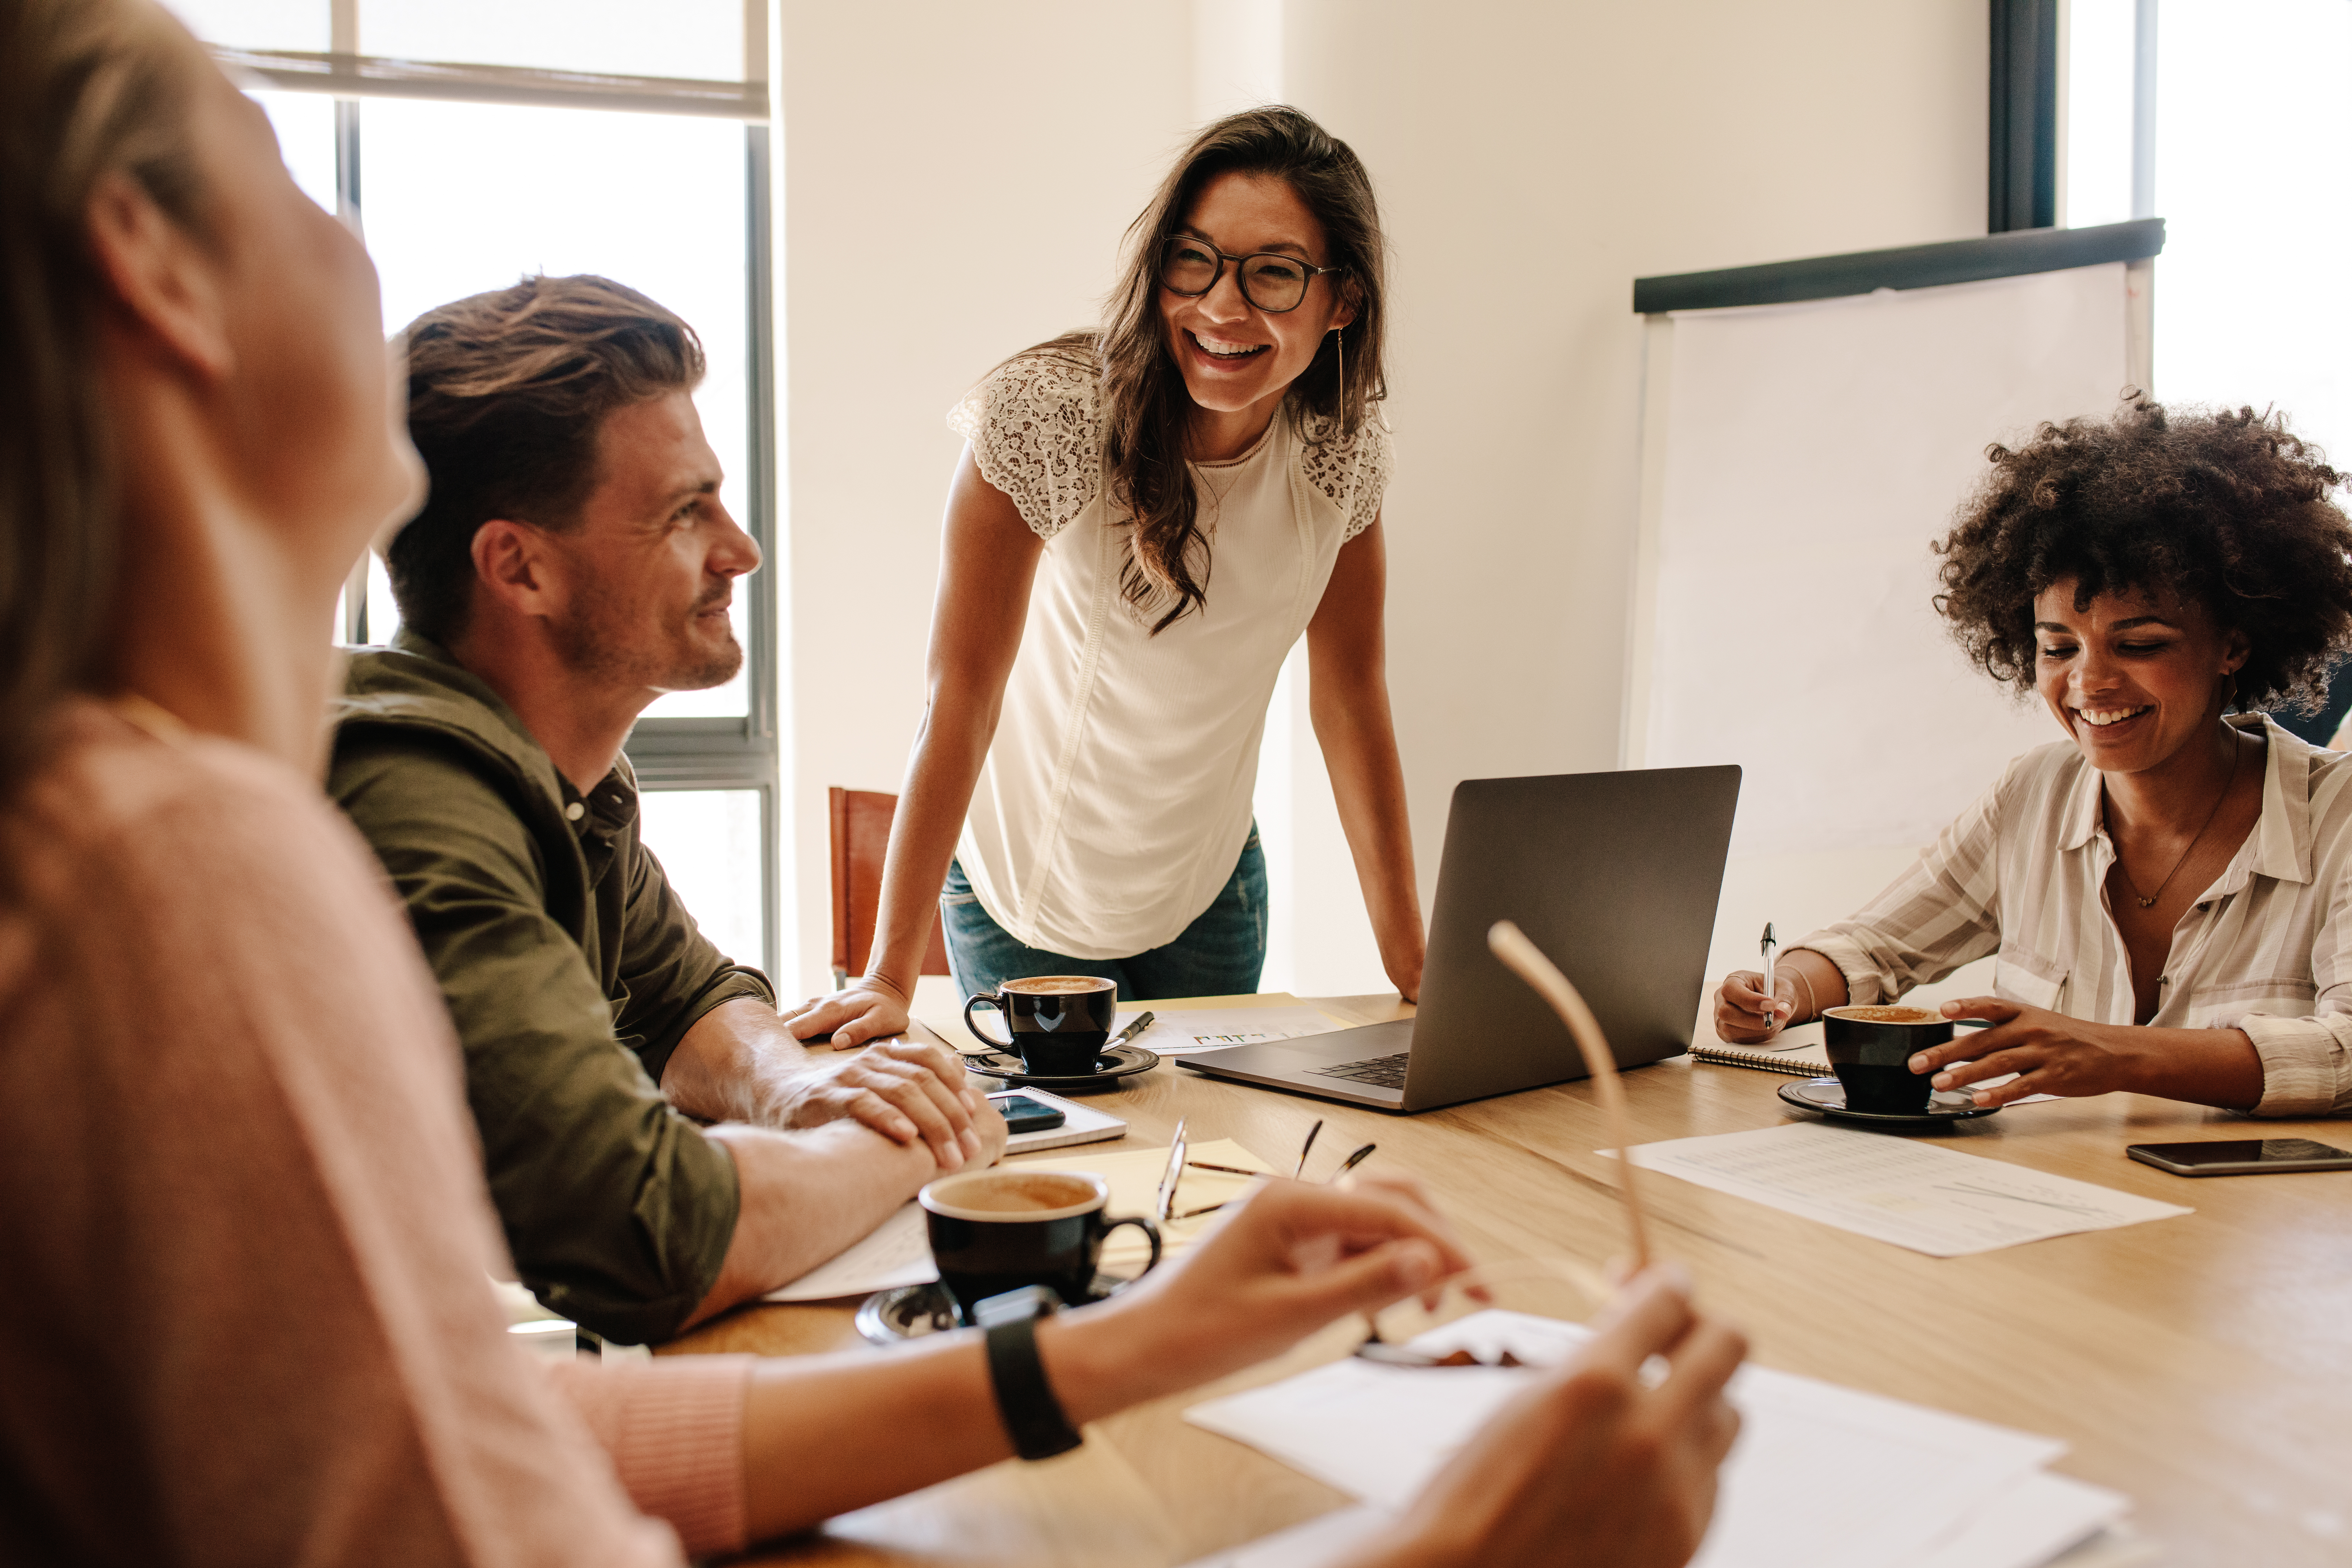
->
<box><xmin>737</xmin><ymin>1308</ymin><xmax>1154</xmax><ymax>1542</ymax></box>
<box><xmin>1304</xmin><ymin>521</ymin><xmax>1423</xmax><ymax>991</ymax></box>
<box><xmin>860</xmin><ymin>450</ymin><xmax>1041</xmax><ymax>996</ymax></box>
<box><xmin>864</xmin><ymin>700</ymin><xmax>996</xmax><ymax>995</ymax></box>
<box><xmin>2121</xmin><ymin>1026</ymin><xmax>2266</xmax><ymax>1110</ymax></box>
<box><xmin>1312</xmin><ymin>677</ymin><xmax>1423</xmax><ymax>974</ymax></box>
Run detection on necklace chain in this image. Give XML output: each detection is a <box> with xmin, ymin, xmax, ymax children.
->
<box><xmin>2117</xmin><ymin>736</ymin><xmax>2242</xmax><ymax>911</ymax></box>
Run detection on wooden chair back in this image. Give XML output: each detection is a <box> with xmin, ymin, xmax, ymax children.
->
<box><xmin>829</xmin><ymin>787</ymin><xmax>953</xmax><ymax>988</ymax></box>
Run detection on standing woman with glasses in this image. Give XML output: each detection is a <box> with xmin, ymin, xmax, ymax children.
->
<box><xmin>792</xmin><ymin>106</ymin><xmax>1423</xmax><ymax>1041</ymax></box>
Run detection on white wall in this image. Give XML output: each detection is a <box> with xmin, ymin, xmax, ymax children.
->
<box><xmin>774</xmin><ymin>0</ymin><xmax>1988</xmax><ymax>1000</ymax></box>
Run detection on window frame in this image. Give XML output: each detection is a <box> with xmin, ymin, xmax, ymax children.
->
<box><xmin>218</xmin><ymin>3</ymin><xmax>784</xmax><ymax>979</ymax></box>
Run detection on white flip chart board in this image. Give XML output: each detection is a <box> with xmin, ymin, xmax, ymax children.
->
<box><xmin>1626</xmin><ymin>262</ymin><xmax>2133</xmax><ymax>857</ymax></box>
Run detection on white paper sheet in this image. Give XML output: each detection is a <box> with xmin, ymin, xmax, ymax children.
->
<box><xmin>1186</xmin><ymin>1310</ymin><xmax>2084</xmax><ymax>1568</ymax></box>
<box><xmin>765</xmin><ymin>1202</ymin><xmax>934</xmax><ymax>1302</ymax></box>
<box><xmin>1176</xmin><ymin>1484</ymin><xmax>2131</xmax><ymax>1568</ymax></box>
<box><xmin>1171</xmin><ymin>1505</ymin><xmax>1389</xmax><ymax>1568</ymax></box>
<box><xmin>1113</xmin><ymin>1006</ymin><xmax>1349</xmax><ymax>1055</ymax></box>
<box><xmin>1906</xmin><ymin>1471</ymin><xmax>2130</xmax><ymax>1568</ymax></box>
<box><xmin>1611</xmin><ymin>1124</ymin><xmax>2191</xmax><ymax>1256</ymax></box>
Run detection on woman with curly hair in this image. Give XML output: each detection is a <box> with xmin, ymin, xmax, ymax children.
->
<box><xmin>1714</xmin><ymin>396</ymin><xmax>2352</xmax><ymax>1116</ymax></box>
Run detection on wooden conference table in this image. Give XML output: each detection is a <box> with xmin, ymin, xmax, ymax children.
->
<box><xmin>667</xmin><ymin>990</ymin><xmax>2352</xmax><ymax>1567</ymax></box>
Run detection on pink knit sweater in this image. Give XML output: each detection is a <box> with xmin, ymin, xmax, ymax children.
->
<box><xmin>0</xmin><ymin>702</ymin><xmax>752</xmax><ymax>1564</ymax></box>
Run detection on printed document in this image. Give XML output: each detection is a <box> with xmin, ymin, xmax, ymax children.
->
<box><xmin>1612</xmin><ymin>1123</ymin><xmax>2189</xmax><ymax>1256</ymax></box>
<box><xmin>1186</xmin><ymin>1310</ymin><xmax>2125</xmax><ymax>1568</ymax></box>
<box><xmin>1114</xmin><ymin>1006</ymin><xmax>1349</xmax><ymax>1055</ymax></box>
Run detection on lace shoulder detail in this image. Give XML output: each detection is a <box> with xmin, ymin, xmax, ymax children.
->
<box><xmin>1297</xmin><ymin>411</ymin><xmax>1393</xmax><ymax>540</ymax></box>
<box><xmin>946</xmin><ymin>351</ymin><xmax>1103</xmax><ymax>541</ymax></box>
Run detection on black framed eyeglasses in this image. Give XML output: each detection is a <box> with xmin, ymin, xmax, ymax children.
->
<box><xmin>1158</xmin><ymin>233</ymin><xmax>1347</xmax><ymax>314</ymax></box>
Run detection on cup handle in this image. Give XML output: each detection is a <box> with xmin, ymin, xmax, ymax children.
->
<box><xmin>963</xmin><ymin>991</ymin><xmax>1014</xmax><ymax>1051</ymax></box>
<box><xmin>1093</xmin><ymin>1215</ymin><xmax>1163</xmax><ymax>1296</ymax></box>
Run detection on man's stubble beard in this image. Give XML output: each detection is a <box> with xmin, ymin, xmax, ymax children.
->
<box><xmin>553</xmin><ymin>578</ymin><xmax>743</xmax><ymax>695</ymax></box>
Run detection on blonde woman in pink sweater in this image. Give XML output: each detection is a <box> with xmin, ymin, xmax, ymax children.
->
<box><xmin>0</xmin><ymin>3</ymin><xmax>1745</xmax><ymax>1563</ymax></box>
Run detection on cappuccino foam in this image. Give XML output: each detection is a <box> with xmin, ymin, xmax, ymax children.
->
<box><xmin>1828</xmin><ymin>1005</ymin><xmax>1942</xmax><ymax>1025</ymax></box>
<box><xmin>1005</xmin><ymin>975</ymin><xmax>1114</xmax><ymax>996</ymax></box>
<box><xmin>929</xmin><ymin>1171</ymin><xmax>1102</xmax><ymax>1217</ymax></box>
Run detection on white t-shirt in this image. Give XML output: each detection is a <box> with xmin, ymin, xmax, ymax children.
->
<box><xmin>945</xmin><ymin>350</ymin><xmax>1392</xmax><ymax>958</ymax></box>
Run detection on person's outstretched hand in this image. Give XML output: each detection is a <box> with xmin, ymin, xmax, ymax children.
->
<box><xmin>1365</xmin><ymin>1266</ymin><xmax>1747</xmax><ymax>1568</ymax></box>
<box><xmin>782</xmin><ymin>977</ymin><xmax>914</xmax><ymax>1051</ymax></box>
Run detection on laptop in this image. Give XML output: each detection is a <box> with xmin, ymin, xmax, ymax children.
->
<box><xmin>1179</xmin><ymin>766</ymin><xmax>1740</xmax><ymax>1113</ymax></box>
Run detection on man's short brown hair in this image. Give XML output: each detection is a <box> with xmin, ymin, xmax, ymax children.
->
<box><xmin>390</xmin><ymin>274</ymin><xmax>705</xmax><ymax>646</ymax></box>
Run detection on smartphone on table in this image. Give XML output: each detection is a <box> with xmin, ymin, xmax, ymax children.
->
<box><xmin>2126</xmin><ymin>1138</ymin><xmax>2352</xmax><ymax>1176</ymax></box>
<box><xmin>989</xmin><ymin>1092</ymin><xmax>1067</xmax><ymax>1134</ymax></box>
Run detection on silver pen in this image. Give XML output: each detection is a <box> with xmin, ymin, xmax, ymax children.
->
<box><xmin>1760</xmin><ymin>922</ymin><xmax>1778</xmax><ymax>1020</ymax></box>
<box><xmin>1156</xmin><ymin>1117</ymin><xmax>1189</xmax><ymax>1223</ymax></box>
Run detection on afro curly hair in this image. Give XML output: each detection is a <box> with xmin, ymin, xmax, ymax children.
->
<box><xmin>1933</xmin><ymin>395</ymin><xmax>2352</xmax><ymax>715</ymax></box>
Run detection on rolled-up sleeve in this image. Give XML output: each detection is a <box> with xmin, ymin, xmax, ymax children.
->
<box><xmin>2239</xmin><ymin>1014</ymin><xmax>2352</xmax><ymax>1116</ymax></box>
<box><xmin>546</xmin><ymin>1357</ymin><xmax>754</xmax><ymax>1559</ymax></box>
<box><xmin>332</xmin><ymin>737</ymin><xmax>739</xmax><ymax>1345</ymax></box>
<box><xmin>612</xmin><ymin>829</ymin><xmax>774</xmax><ymax>1086</ymax></box>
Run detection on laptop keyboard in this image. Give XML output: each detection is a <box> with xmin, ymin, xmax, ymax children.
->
<box><xmin>1306</xmin><ymin>1051</ymin><xmax>1411</xmax><ymax>1089</ymax></box>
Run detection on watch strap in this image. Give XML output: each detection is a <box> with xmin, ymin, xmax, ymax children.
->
<box><xmin>982</xmin><ymin>1304</ymin><xmax>1084</xmax><ymax>1460</ymax></box>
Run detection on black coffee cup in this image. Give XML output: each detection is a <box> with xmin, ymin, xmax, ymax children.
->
<box><xmin>963</xmin><ymin>975</ymin><xmax>1119</xmax><ymax>1076</ymax></box>
<box><xmin>919</xmin><ymin>1169</ymin><xmax>1162</xmax><ymax>1324</ymax></box>
<box><xmin>1822</xmin><ymin>1005</ymin><xmax>1952</xmax><ymax>1115</ymax></box>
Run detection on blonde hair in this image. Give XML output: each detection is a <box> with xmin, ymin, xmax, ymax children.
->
<box><xmin>0</xmin><ymin>0</ymin><xmax>207</xmax><ymax>790</ymax></box>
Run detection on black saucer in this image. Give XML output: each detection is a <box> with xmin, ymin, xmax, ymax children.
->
<box><xmin>1777</xmin><ymin>1075</ymin><xmax>2002</xmax><ymax>1126</ymax></box>
<box><xmin>957</xmin><ymin>1042</ymin><xmax>1159</xmax><ymax>1091</ymax></box>
<box><xmin>855</xmin><ymin>1276</ymin><xmax>1126</xmax><ymax>1345</ymax></box>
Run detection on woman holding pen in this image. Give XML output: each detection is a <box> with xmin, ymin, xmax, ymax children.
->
<box><xmin>1716</xmin><ymin>399</ymin><xmax>2352</xmax><ymax>1117</ymax></box>
<box><xmin>790</xmin><ymin>106</ymin><xmax>1424</xmax><ymax>1043</ymax></box>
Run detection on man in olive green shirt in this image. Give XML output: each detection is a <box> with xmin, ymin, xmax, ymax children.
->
<box><xmin>333</xmin><ymin>276</ymin><xmax>998</xmax><ymax>1345</ymax></box>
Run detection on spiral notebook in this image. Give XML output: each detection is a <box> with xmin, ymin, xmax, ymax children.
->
<box><xmin>1687</xmin><ymin>1021</ymin><xmax>1834</xmax><ymax>1077</ymax></box>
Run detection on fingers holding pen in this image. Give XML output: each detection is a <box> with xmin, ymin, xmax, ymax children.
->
<box><xmin>1713</xmin><ymin>969</ymin><xmax>1791</xmax><ymax>1043</ymax></box>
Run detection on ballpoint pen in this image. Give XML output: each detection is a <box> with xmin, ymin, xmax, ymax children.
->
<box><xmin>1329</xmin><ymin>1143</ymin><xmax>1376</xmax><ymax>1180</ymax></box>
<box><xmin>1760</xmin><ymin>921</ymin><xmax>1779</xmax><ymax>1021</ymax></box>
<box><xmin>1108</xmin><ymin>1011</ymin><xmax>1155</xmax><ymax>1051</ymax></box>
<box><xmin>1156</xmin><ymin>1117</ymin><xmax>1189</xmax><ymax>1224</ymax></box>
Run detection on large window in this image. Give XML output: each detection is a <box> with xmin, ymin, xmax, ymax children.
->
<box><xmin>2066</xmin><ymin>0</ymin><xmax>2348</xmax><ymax>453</ymax></box>
<box><xmin>171</xmin><ymin>1</ymin><xmax>780</xmax><ymax>975</ymax></box>
<box><xmin>2064</xmin><ymin>0</ymin><xmax>2352</xmax><ymax>739</ymax></box>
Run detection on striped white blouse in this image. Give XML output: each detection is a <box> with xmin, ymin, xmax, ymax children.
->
<box><xmin>1794</xmin><ymin>715</ymin><xmax>2352</xmax><ymax>1117</ymax></box>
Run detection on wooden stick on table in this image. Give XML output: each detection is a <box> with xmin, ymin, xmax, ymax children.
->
<box><xmin>1487</xmin><ymin>920</ymin><xmax>1654</xmax><ymax>1271</ymax></box>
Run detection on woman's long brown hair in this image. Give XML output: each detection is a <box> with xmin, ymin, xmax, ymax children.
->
<box><xmin>1015</xmin><ymin>106</ymin><xmax>1389</xmax><ymax>634</ymax></box>
<box><xmin>0</xmin><ymin>0</ymin><xmax>203</xmax><ymax>796</ymax></box>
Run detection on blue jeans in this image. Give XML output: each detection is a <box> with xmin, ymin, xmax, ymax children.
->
<box><xmin>941</xmin><ymin>829</ymin><xmax>1267</xmax><ymax>1002</ymax></box>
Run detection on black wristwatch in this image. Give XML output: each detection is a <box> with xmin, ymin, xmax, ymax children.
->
<box><xmin>975</xmin><ymin>1286</ymin><xmax>1084</xmax><ymax>1461</ymax></box>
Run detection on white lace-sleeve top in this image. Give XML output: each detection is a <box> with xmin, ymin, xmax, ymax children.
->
<box><xmin>945</xmin><ymin>349</ymin><xmax>1392</xmax><ymax>958</ymax></box>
